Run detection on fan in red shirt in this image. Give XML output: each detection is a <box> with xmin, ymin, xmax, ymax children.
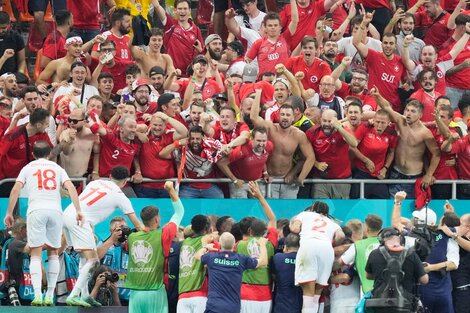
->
<box><xmin>153</xmin><ymin>0</ymin><xmax>204</xmax><ymax>77</ymax></box>
<box><xmin>130</xmin><ymin>79</ymin><xmax>159</xmax><ymax>124</ymax></box>
<box><xmin>285</xmin><ymin>36</ymin><xmax>331</xmax><ymax>93</ymax></box>
<box><xmin>90</xmin><ymin>114</ymin><xmax>142</xmax><ymax>183</ymax></box>
<box><xmin>0</xmin><ymin>108</ymin><xmax>52</xmax><ymax>196</ymax></box>
<box><xmin>353</xmin><ymin>13</ymin><xmax>405</xmax><ymax>112</ymax></box>
<box><xmin>412</xmin><ymin>0</ymin><xmax>453</xmax><ymax>51</ymax></box>
<box><xmin>306</xmin><ymin>109</ymin><xmax>358</xmax><ymax>199</ymax></box>
<box><xmin>351</xmin><ymin>110</ymin><xmax>397</xmax><ymax>198</ymax></box>
<box><xmin>245</xmin><ymin>9</ymin><xmax>298</xmax><ymax>77</ymax></box>
<box><xmin>279</xmin><ymin>0</ymin><xmax>335</xmax><ymax>50</ymax></box>
<box><xmin>68</xmin><ymin>0</ymin><xmax>102</xmax><ymax>43</ymax></box>
<box><xmin>443</xmin><ymin>130</ymin><xmax>470</xmax><ymax>199</ymax></box>
<box><xmin>41</xmin><ymin>10</ymin><xmax>73</xmax><ymax>69</ymax></box>
<box><xmin>410</xmin><ymin>68</ymin><xmax>442</xmax><ymax>122</ymax></box>
<box><xmin>217</xmin><ymin>127</ymin><xmax>273</xmax><ymax>198</ymax></box>
<box><xmin>91</xmin><ymin>8</ymin><xmax>132</xmax><ymax>61</ymax></box>
<box><xmin>135</xmin><ymin>113</ymin><xmax>188</xmax><ymax>198</ymax></box>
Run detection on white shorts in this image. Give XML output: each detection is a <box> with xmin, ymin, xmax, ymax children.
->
<box><xmin>176</xmin><ymin>296</ymin><xmax>207</xmax><ymax>313</ymax></box>
<box><xmin>240</xmin><ymin>299</ymin><xmax>272</xmax><ymax>313</ymax></box>
<box><xmin>63</xmin><ymin>213</ymin><xmax>96</xmax><ymax>250</ymax></box>
<box><xmin>27</xmin><ymin>209</ymin><xmax>63</xmax><ymax>248</ymax></box>
<box><xmin>295</xmin><ymin>238</ymin><xmax>334</xmax><ymax>286</ymax></box>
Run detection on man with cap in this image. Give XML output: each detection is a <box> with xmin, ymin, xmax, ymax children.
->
<box><xmin>165</xmin><ymin>55</ymin><xmax>223</xmax><ymax>101</ymax></box>
<box><xmin>226</xmin><ymin>41</ymin><xmax>246</xmax><ymax>79</ymax></box>
<box><xmin>205</xmin><ymin>33</ymin><xmax>229</xmax><ymax>73</ymax></box>
<box><xmin>149</xmin><ymin>66</ymin><xmax>166</xmax><ymax>96</ymax></box>
<box><xmin>131</xmin><ymin>78</ymin><xmax>159</xmax><ymax>123</ymax></box>
<box><xmin>152</xmin><ymin>0</ymin><xmax>204</xmax><ymax>77</ymax></box>
<box><xmin>233</xmin><ymin>63</ymin><xmax>275</xmax><ymax>109</ymax></box>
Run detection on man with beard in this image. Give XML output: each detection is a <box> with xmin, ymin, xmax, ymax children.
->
<box><xmin>401</xmin><ymin>21</ymin><xmax>470</xmax><ymax>96</ymax></box>
<box><xmin>129</xmin><ymin>28</ymin><xmax>175</xmax><ymax>77</ymax></box>
<box><xmin>309</xmin><ymin>75</ymin><xmax>346</xmax><ymax>119</ymax></box>
<box><xmin>353</xmin><ymin>12</ymin><xmax>405</xmax><ymax>112</ymax></box>
<box><xmin>321</xmin><ymin>40</ymin><xmax>351</xmax><ymax>83</ymax></box>
<box><xmin>217</xmin><ymin>127</ymin><xmax>273</xmax><ymax>198</ymax></box>
<box><xmin>350</xmin><ymin>109</ymin><xmax>397</xmax><ymax>198</ymax></box>
<box><xmin>371</xmin><ymin>87</ymin><xmax>440</xmax><ymax>198</ymax></box>
<box><xmin>204</xmin><ymin>34</ymin><xmax>229</xmax><ymax>73</ymax></box>
<box><xmin>58</xmin><ymin>108</ymin><xmax>100</xmax><ymax>178</ymax></box>
<box><xmin>0</xmin><ymin>73</ymin><xmax>20</xmax><ymax>107</ymax></box>
<box><xmin>91</xmin><ymin>9</ymin><xmax>132</xmax><ymax>61</ymax></box>
<box><xmin>41</xmin><ymin>10</ymin><xmax>74</xmax><ymax>69</ymax></box>
<box><xmin>410</xmin><ymin>68</ymin><xmax>442</xmax><ymax>122</ymax></box>
<box><xmin>149</xmin><ymin>66</ymin><xmax>165</xmax><ymax>96</ymax></box>
<box><xmin>7</xmin><ymin>86</ymin><xmax>57</xmax><ymax>145</ymax></box>
<box><xmin>186</xmin><ymin>100</ymin><xmax>206</xmax><ymax>128</ymax></box>
<box><xmin>245</xmin><ymin>8</ymin><xmax>298</xmax><ymax>77</ymax></box>
<box><xmin>130</xmin><ymin>79</ymin><xmax>159</xmax><ymax>124</ymax></box>
<box><xmin>384</xmin><ymin>10</ymin><xmax>424</xmax><ymax>63</ymax></box>
<box><xmin>285</xmin><ymin>36</ymin><xmax>331</xmax><ymax>93</ymax></box>
<box><xmin>250</xmin><ymin>89</ymin><xmax>315</xmax><ymax>198</ymax></box>
<box><xmin>135</xmin><ymin>112</ymin><xmax>188</xmax><ymax>198</ymax></box>
<box><xmin>306</xmin><ymin>109</ymin><xmax>358</xmax><ymax>199</ymax></box>
<box><xmin>165</xmin><ymin>55</ymin><xmax>223</xmax><ymax>101</ymax></box>
<box><xmin>202</xmin><ymin>107</ymin><xmax>250</xmax><ymax>153</ymax></box>
<box><xmin>152</xmin><ymin>0</ymin><xmax>204</xmax><ymax>77</ymax></box>
<box><xmin>92</xmin><ymin>40</ymin><xmax>136</xmax><ymax>93</ymax></box>
<box><xmin>159</xmin><ymin>126</ymin><xmax>224</xmax><ymax>198</ymax></box>
<box><xmin>0</xmin><ymin>12</ymin><xmax>26</xmax><ymax>75</ymax></box>
<box><xmin>90</xmin><ymin>114</ymin><xmax>143</xmax><ymax>188</ymax></box>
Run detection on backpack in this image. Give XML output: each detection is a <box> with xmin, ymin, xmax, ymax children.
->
<box><xmin>365</xmin><ymin>247</ymin><xmax>417</xmax><ymax>313</ymax></box>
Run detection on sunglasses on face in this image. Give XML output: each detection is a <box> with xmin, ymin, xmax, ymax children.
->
<box><xmin>68</xmin><ymin>117</ymin><xmax>84</xmax><ymax>124</ymax></box>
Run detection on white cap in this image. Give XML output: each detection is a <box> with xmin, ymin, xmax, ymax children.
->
<box><xmin>412</xmin><ymin>208</ymin><xmax>437</xmax><ymax>226</ymax></box>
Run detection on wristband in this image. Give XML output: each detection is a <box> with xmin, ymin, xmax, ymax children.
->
<box><xmin>173</xmin><ymin>140</ymin><xmax>180</xmax><ymax>148</ymax></box>
<box><xmin>92</xmin><ymin>171</ymin><xmax>99</xmax><ymax>175</ymax></box>
<box><xmin>394</xmin><ymin>201</ymin><xmax>402</xmax><ymax>206</ymax></box>
<box><xmin>335</xmin><ymin>123</ymin><xmax>343</xmax><ymax>130</ymax></box>
<box><xmin>341</xmin><ymin>62</ymin><xmax>347</xmax><ymax>68</ymax></box>
<box><xmin>403</xmin><ymin>44</ymin><xmax>409</xmax><ymax>48</ymax></box>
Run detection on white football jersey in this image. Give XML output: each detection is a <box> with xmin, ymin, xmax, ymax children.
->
<box><xmin>295</xmin><ymin>211</ymin><xmax>341</xmax><ymax>242</ymax></box>
<box><xmin>17</xmin><ymin>159</ymin><xmax>70</xmax><ymax>213</ymax></box>
<box><xmin>64</xmin><ymin>179</ymin><xmax>134</xmax><ymax>225</ymax></box>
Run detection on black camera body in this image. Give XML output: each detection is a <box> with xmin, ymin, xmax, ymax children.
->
<box><xmin>104</xmin><ymin>272</ymin><xmax>119</xmax><ymax>283</ymax></box>
<box><xmin>118</xmin><ymin>226</ymin><xmax>136</xmax><ymax>243</ymax></box>
<box><xmin>1</xmin><ymin>280</ymin><xmax>20</xmax><ymax>306</ymax></box>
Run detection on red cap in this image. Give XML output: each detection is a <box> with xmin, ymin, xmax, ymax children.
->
<box><xmin>414</xmin><ymin>177</ymin><xmax>432</xmax><ymax>210</ymax></box>
<box><xmin>131</xmin><ymin>78</ymin><xmax>151</xmax><ymax>92</ymax></box>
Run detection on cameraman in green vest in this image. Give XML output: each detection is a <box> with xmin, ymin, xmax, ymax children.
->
<box><xmin>336</xmin><ymin>214</ymin><xmax>383</xmax><ymax>293</ymax></box>
<box><xmin>125</xmin><ymin>181</ymin><xmax>184</xmax><ymax>313</ymax></box>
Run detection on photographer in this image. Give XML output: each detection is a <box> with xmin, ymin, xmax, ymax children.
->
<box><xmin>365</xmin><ymin>227</ymin><xmax>429</xmax><ymax>313</ymax></box>
<box><xmin>89</xmin><ymin>265</ymin><xmax>121</xmax><ymax>306</ymax></box>
<box><xmin>97</xmin><ymin>216</ymin><xmax>131</xmax><ymax>305</ymax></box>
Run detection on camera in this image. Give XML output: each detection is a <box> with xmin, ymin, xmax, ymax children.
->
<box><xmin>1</xmin><ymin>280</ymin><xmax>20</xmax><ymax>306</ymax></box>
<box><xmin>118</xmin><ymin>226</ymin><xmax>136</xmax><ymax>243</ymax></box>
<box><xmin>103</xmin><ymin>272</ymin><xmax>119</xmax><ymax>283</ymax></box>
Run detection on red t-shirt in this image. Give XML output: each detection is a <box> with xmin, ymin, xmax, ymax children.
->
<box><xmin>234</xmin><ymin>81</ymin><xmax>274</xmax><ymax>107</ymax></box>
<box><xmin>0</xmin><ymin>125</ymin><xmax>52</xmax><ymax>179</ymax></box>
<box><xmin>177</xmin><ymin>77</ymin><xmax>222</xmax><ymax>100</ymax></box>
<box><xmin>280</xmin><ymin>0</ymin><xmax>326</xmax><ymax>50</ymax></box>
<box><xmin>337</xmin><ymin>82</ymin><xmax>377</xmax><ymax>111</ymax></box>
<box><xmin>285</xmin><ymin>56</ymin><xmax>331</xmax><ymax>92</ymax></box>
<box><xmin>246</xmin><ymin>33</ymin><xmax>292</xmax><ymax>77</ymax></box>
<box><xmin>356</xmin><ymin>0</ymin><xmax>390</xmax><ymax>9</ymax></box>
<box><xmin>306</xmin><ymin>125</ymin><xmax>352</xmax><ymax>178</ymax></box>
<box><xmin>366</xmin><ymin>49</ymin><xmax>405</xmax><ymax>112</ymax></box>
<box><xmin>410</xmin><ymin>89</ymin><xmax>442</xmax><ymax>122</ymax></box>
<box><xmin>211</xmin><ymin>123</ymin><xmax>250</xmax><ymax>144</ymax></box>
<box><xmin>42</xmin><ymin>30</ymin><xmax>66</xmax><ymax>61</ymax></box>
<box><xmin>442</xmin><ymin>39</ymin><xmax>470</xmax><ymax>89</ymax></box>
<box><xmin>92</xmin><ymin>31</ymin><xmax>131</xmax><ymax>61</ymax></box>
<box><xmin>98</xmin><ymin>130</ymin><xmax>141</xmax><ymax>177</ymax></box>
<box><xmin>415</xmin><ymin>12</ymin><xmax>453</xmax><ymax>51</ymax></box>
<box><xmin>68</xmin><ymin>0</ymin><xmax>101</xmax><ymax>30</ymax></box>
<box><xmin>139</xmin><ymin>132</ymin><xmax>175</xmax><ymax>189</ymax></box>
<box><xmin>135</xmin><ymin>102</ymin><xmax>159</xmax><ymax>123</ymax></box>
<box><xmin>411</xmin><ymin>57</ymin><xmax>452</xmax><ymax>95</ymax></box>
<box><xmin>164</xmin><ymin>15</ymin><xmax>204</xmax><ymax>77</ymax></box>
<box><xmin>429</xmin><ymin>126</ymin><xmax>458</xmax><ymax>179</ymax></box>
<box><xmin>176</xmin><ymin>147</ymin><xmax>216</xmax><ymax>189</ymax></box>
<box><xmin>0</xmin><ymin>116</ymin><xmax>10</xmax><ymax>136</ymax></box>
<box><xmin>450</xmin><ymin>135</ymin><xmax>470</xmax><ymax>179</ymax></box>
<box><xmin>229</xmin><ymin>141</ymin><xmax>273</xmax><ymax>181</ymax></box>
<box><xmin>354</xmin><ymin>123</ymin><xmax>398</xmax><ymax>177</ymax></box>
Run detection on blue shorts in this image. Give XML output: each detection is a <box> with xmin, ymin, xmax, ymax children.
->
<box><xmin>28</xmin><ymin>0</ymin><xmax>66</xmax><ymax>14</ymax></box>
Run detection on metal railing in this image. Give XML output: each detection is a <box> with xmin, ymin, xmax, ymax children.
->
<box><xmin>1</xmin><ymin>177</ymin><xmax>467</xmax><ymax>199</ymax></box>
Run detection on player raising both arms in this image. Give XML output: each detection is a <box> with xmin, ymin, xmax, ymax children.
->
<box><xmin>62</xmin><ymin>165</ymin><xmax>144</xmax><ymax>307</ymax></box>
<box><xmin>4</xmin><ymin>141</ymin><xmax>84</xmax><ymax>306</ymax></box>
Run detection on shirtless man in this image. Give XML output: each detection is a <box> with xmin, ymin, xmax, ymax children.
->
<box><xmin>58</xmin><ymin>108</ymin><xmax>99</xmax><ymax>177</ymax></box>
<box><xmin>371</xmin><ymin>87</ymin><xmax>441</xmax><ymax>198</ymax></box>
<box><xmin>129</xmin><ymin>28</ymin><xmax>175</xmax><ymax>77</ymax></box>
<box><xmin>250</xmin><ymin>88</ymin><xmax>315</xmax><ymax>198</ymax></box>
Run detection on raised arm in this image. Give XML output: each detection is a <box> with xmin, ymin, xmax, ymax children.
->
<box><xmin>331</xmin><ymin>56</ymin><xmax>352</xmax><ymax>89</ymax></box>
<box><xmin>287</xmin><ymin>0</ymin><xmax>299</xmax><ymax>35</ymax></box>
<box><xmin>225</xmin><ymin>8</ymin><xmax>241</xmax><ymax>39</ymax></box>
<box><xmin>250</xmin><ymin>89</ymin><xmax>271</xmax><ymax>128</ymax></box>
<box><xmin>392</xmin><ymin>191</ymin><xmax>406</xmax><ymax>231</ymax></box>
<box><xmin>384</xmin><ymin>8</ymin><xmax>405</xmax><ymax>34</ymax></box>
<box><xmin>164</xmin><ymin>181</ymin><xmax>185</xmax><ymax>226</ymax></box>
<box><xmin>369</xmin><ymin>87</ymin><xmax>404</xmax><ymax>123</ymax></box>
<box><xmin>448</xmin><ymin>22</ymin><xmax>470</xmax><ymax>60</ymax></box>
<box><xmin>225</xmin><ymin>79</ymin><xmax>241</xmax><ymax>116</ymax></box>
<box><xmin>352</xmin><ymin>11</ymin><xmax>374</xmax><ymax>59</ymax></box>
<box><xmin>249</xmin><ymin>181</ymin><xmax>276</xmax><ymax>228</ymax></box>
<box><xmin>151</xmin><ymin>0</ymin><xmax>167</xmax><ymax>24</ymax></box>
<box><xmin>401</xmin><ymin>35</ymin><xmax>418</xmax><ymax>72</ymax></box>
<box><xmin>331</xmin><ymin>3</ymin><xmax>357</xmax><ymax>41</ymax></box>
<box><xmin>333</xmin><ymin>117</ymin><xmax>358</xmax><ymax>147</ymax></box>
<box><xmin>275</xmin><ymin>64</ymin><xmax>301</xmax><ymax>97</ymax></box>
<box><xmin>448</xmin><ymin>0</ymin><xmax>466</xmax><ymax>29</ymax></box>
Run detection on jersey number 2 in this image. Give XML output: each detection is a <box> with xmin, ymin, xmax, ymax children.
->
<box><xmin>33</xmin><ymin>169</ymin><xmax>57</xmax><ymax>190</ymax></box>
<box><xmin>311</xmin><ymin>218</ymin><xmax>327</xmax><ymax>233</ymax></box>
<box><xmin>80</xmin><ymin>187</ymin><xmax>107</xmax><ymax>206</ymax></box>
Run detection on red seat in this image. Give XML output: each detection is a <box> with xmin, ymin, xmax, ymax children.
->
<box><xmin>2</xmin><ymin>0</ymin><xmax>17</xmax><ymax>23</ymax></box>
<box><xmin>34</xmin><ymin>48</ymin><xmax>43</xmax><ymax>81</ymax></box>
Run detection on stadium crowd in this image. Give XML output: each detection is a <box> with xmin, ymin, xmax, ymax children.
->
<box><xmin>0</xmin><ymin>0</ymin><xmax>469</xmax><ymax>311</ymax></box>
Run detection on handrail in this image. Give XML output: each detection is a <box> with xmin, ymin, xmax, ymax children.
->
<box><xmin>0</xmin><ymin>177</ymin><xmax>466</xmax><ymax>199</ymax></box>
